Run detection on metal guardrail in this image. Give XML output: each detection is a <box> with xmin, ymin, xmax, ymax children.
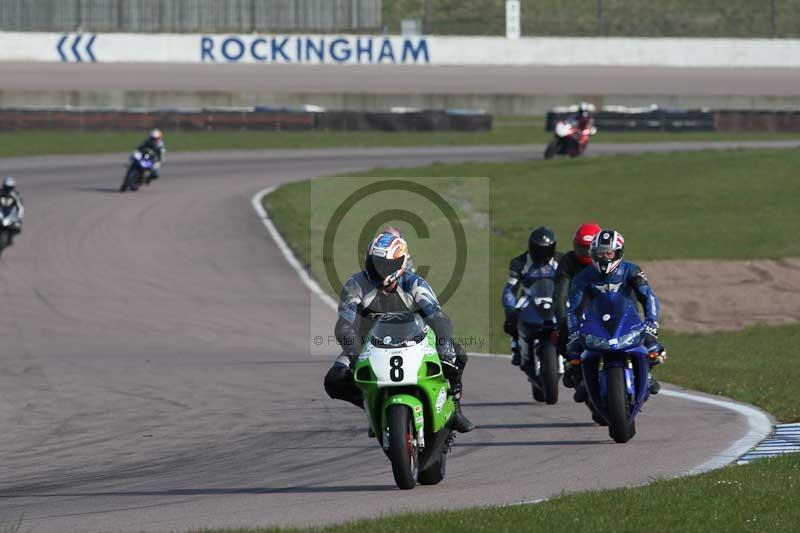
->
<box><xmin>0</xmin><ymin>0</ymin><xmax>381</xmax><ymax>33</ymax></box>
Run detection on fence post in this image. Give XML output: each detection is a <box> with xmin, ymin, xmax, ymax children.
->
<box><xmin>771</xmin><ymin>0</ymin><xmax>777</xmax><ymax>36</ymax></box>
<box><xmin>596</xmin><ymin>0</ymin><xmax>603</xmax><ymax>35</ymax></box>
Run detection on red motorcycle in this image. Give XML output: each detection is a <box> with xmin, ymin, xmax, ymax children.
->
<box><xmin>543</xmin><ymin>119</ymin><xmax>597</xmax><ymax>159</ymax></box>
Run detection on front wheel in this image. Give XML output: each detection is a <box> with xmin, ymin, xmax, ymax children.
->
<box><xmin>544</xmin><ymin>139</ymin><xmax>559</xmax><ymax>159</ymax></box>
<box><xmin>607</xmin><ymin>366</ymin><xmax>635</xmax><ymax>443</ymax></box>
<box><xmin>122</xmin><ymin>168</ymin><xmax>140</xmax><ymax>192</ymax></box>
<box><xmin>387</xmin><ymin>405</ymin><xmax>418</xmax><ymax>489</ymax></box>
<box><xmin>540</xmin><ymin>342</ymin><xmax>559</xmax><ymax>404</ymax></box>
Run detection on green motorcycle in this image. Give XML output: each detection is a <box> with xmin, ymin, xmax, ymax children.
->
<box><xmin>354</xmin><ymin>312</ymin><xmax>456</xmax><ymax>490</ymax></box>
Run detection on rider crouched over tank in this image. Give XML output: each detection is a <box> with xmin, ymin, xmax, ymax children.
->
<box><xmin>563</xmin><ymin>229</ymin><xmax>667</xmax><ymax>407</ymax></box>
<box><xmin>0</xmin><ymin>176</ymin><xmax>24</xmax><ymax>246</ymax></box>
<box><xmin>502</xmin><ymin>227</ymin><xmax>562</xmax><ymax>367</ymax></box>
<box><xmin>324</xmin><ymin>231</ymin><xmax>475</xmax><ymax>433</ymax></box>
<box><xmin>137</xmin><ymin>129</ymin><xmax>166</xmax><ymax>180</ymax></box>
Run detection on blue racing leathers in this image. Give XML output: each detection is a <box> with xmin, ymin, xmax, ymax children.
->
<box><xmin>566</xmin><ymin>260</ymin><xmax>660</xmax><ymax>340</ymax></box>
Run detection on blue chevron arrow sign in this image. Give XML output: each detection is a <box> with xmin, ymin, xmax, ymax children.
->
<box><xmin>56</xmin><ymin>33</ymin><xmax>97</xmax><ymax>63</ymax></box>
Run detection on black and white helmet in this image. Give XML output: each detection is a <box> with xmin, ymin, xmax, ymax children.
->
<box><xmin>590</xmin><ymin>229</ymin><xmax>625</xmax><ymax>274</ymax></box>
<box><xmin>2</xmin><ymin>176</ymin><xmax>16</xmax><ymax>192</ymax></box>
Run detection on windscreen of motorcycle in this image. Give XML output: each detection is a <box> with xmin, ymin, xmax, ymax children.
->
<box><xmin>370</xmin><ymin>312</ymin><xmax>429</xmax><ymax>348</ymax></box>
<box><xmin>585</xmin><ymin>292</ymin><xmax>643</xmax><ymax>339</ymax></box>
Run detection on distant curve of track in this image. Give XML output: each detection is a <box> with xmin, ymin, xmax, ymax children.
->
<box><xmin>0</xmin><ymin>142</ymin><xmax>789</xmax><ymax>532</ymax></box>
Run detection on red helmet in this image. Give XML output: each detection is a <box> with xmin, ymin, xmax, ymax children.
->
<box><xmin>572</xmin><ymin>222</ymin><xmax>601</xmax><ymax>266</ymax></box>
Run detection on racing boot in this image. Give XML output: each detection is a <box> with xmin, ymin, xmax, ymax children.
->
<box><xmin>324</xmin><ymin>358</ymin><xmax>364</xmax><ymax>409</ymax></box>
<box><xmin>573</xmin><ymin>381</ymin><xmax>588</xmax><ymax>403</ymax></box>
<box><xmin>449</xmin><ymin>383</ymin><xmax>475</xmax><ymax>433</ymax></box>
<box><xmin>510</xmin><ymin>340</ymin><xmax>521</xmax><ymax>366</ymax></box>
<box><xmin>648</xmin><ymin>376</ymin><xmax>661</xmax><ymax>395</ymax></box>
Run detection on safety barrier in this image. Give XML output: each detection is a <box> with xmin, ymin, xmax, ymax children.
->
<box><xmin>546</xmin><ymin>107</ymin><xmax>716</xmax><ymax>132</ymax></box>
<box><xmin>0</xmin><ymin>106</ymin><xmax>492</xmax><ymax>132</ymax></box>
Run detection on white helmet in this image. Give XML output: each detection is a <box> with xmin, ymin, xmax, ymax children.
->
<box><xmin>591</xmin><ymin>229</ymin><xmax>625</xmax><ymax>274</ymax></box>
<box><xmin>2</xmin><ymin>176</ymin><xmax>16</xmax><ymax>190</ymax></box>
<box><xmin>149</xmin><ymin>129</ymin><xmax>163</xmax><ymax>142</ymax></box>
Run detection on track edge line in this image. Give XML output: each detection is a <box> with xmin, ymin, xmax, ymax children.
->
<box><xmin>251</xmin><ymin>185</ymin><xmax>775</xmax><ymax>481</ymax></box>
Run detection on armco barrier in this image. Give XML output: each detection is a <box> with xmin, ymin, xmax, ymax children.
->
<box><xmin>714</xmin><ymin>110</ymin><xmax>800</xmax><ymax>132</ymax></box>
<box><xmin>546</xmin><ymin>109</ymin><xmax>716</xmax><ymax>132</ymax></box>
<box><xmin>0</xmin><ymin>107</ymin><xmax>492</xmax><ymax>132</ymax></box>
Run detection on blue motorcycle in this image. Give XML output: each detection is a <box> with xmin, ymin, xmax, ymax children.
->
<box><xmin>517</xmin><ymin>277</ymin><xmax>562</xmax><ymax>404</ymax></box>
<box><xmin>120</xmin><ymin>148</ymin><xmax>157</xmax><ymax>192</ymax></box>
<box><xmin>579</xmin><ymin>290</ymin><xmax>660</xmax><ymax>443</ymax></box>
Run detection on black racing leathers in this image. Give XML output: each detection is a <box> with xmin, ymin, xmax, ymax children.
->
<box><xmin>554</xmin><ymin>250</ymin><xmax>589</xmax><ymax>354</ymax></box>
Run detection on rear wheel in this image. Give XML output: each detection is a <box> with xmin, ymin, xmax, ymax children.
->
<box><xmin>540</xmin><ymin>342</ymin><xmax>559</xmax><ymax>404</ymax></box>
<box><xmin>387</xmin><ymin>405</ymin><xmax>418</xmax><ymax>489</ymax></box>
<box><xmin>544</xmin><ymin>139</ymin><xmax>559</xmax><ymax>159</ymax></box>
<box><xmin>607</xmin><ymin>366</ymin><xmax>634</xmax><ymax>443</ymax></box>
<box><xmin>418</xmin><ymin>449</ymin><xmax>446</xmax><ymax>485</ymax></box>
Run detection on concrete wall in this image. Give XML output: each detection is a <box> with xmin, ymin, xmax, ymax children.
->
<box><xmin>4</xmin><ymin>30</ymin><xmax>800</xmax><ymax>67</ymax></box>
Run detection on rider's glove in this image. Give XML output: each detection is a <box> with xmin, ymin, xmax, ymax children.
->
<box><xmin>644</xmin><ymin>320</ymin><xmax>659</xmax><ymax>338</ymax></box>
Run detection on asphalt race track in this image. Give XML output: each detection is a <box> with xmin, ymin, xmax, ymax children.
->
<box><xmin>3</xmin><ymin>62</ymin><xmax>800</xmax><ymax>96</ymax></box>
<box><xmin>0</xmin><ymin>142</ymin><xmax>791</xmax><ymax>532</ymax></box>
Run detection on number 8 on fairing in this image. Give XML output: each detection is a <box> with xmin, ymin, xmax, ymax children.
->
<box><xmin>389</xmin><ymin>356</ymin><xmax>404</xmax><ymax>382</ymax></box>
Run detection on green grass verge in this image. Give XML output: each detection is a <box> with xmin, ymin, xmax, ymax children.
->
<box><xmin>659</xmin><ymin>325</ymin><xmax>800</xmax><ymax>422</ymax></box>
<box><xmin>3</xmin><ymin>123</ymin><xmax>800</xmax><ymax>158</ymax></box>
<box><xmin>199</xmin><ymin>454</ymin><xmax>800</xmax><ymax>532</ymax></box>
<box><xmin>264</xmin><ymin>148</ymin><xmax>800</xmax><ymax>422</ymax></box>
<box><xmin>383</xmin><ymin>0</ymin><xmax>800</xmax><ymax>38</ymax></box>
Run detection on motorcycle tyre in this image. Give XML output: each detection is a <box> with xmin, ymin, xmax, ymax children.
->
<box><xmin>607</xmin><ymin>366</ymin><xmax>635</xmax><ymax>443</ymax></box>
<box><xmin>544</xmin><ymin>139</ymin><xmax>559</xmax><ymax>160</ymax></box>
<box><xmin>387</xmin><ymin>404</ymin><xmax>418</xmax><ymax>490</ymax></box>
<box><xmin>540</xmin><ymin>342</ymin><xmax>559</xmax><ymax>404</ymax></box>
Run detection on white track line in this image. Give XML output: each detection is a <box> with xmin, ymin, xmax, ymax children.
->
<box><xmin>252</xmin><ymin>186</ymin><xmax>774</xmax><ymax>472</ymax></box>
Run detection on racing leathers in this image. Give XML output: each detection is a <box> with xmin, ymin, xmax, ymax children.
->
<box><xmin>502</xmin><ymin>252</ymin><xmax>561</xmax><ymax>366</ymax></box>
<box><xmin>0</xmin><ymin>188</ymin><xmax>24</xmax><ymax>241</ymax></box>
<box><xmin>324</xmin><ymin>269</ymin><xmax>474</xmax><ymax>432</ymax></box>
<box><xmin>137</xmin><ymin>138</ymin><xmax>166</xmax><ymax>178</ymax></box>
<box><xmin>565</xmin><ymin>260</ymin><xmax>663</xmax><ymax>394</ymax></box>
<box><xmin>553</xmin><ymin>250</ymin><xmax>589</xmax><ymax>355</ymax></box>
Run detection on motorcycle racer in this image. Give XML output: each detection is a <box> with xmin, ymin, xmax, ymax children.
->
<box><xmin>565</xmin><ymin>229</ymin><xmax>664</xmax><ymax>395</ymax></box>
<box><xmin>554</xmin><ymin>222</ymin><xmax>602</xmax><ymax>355</ymax></box>
<box><xmin>502</xmin><ymin>227</ymin><xmax>561</xmax><ymax>366</ymax></box>
<box><xmin>573</xmin><ymin>101</ymin><xmax>596</xmax><ymax>133</ymax></box>
<box><xmin>324</xmin><ymin>231</ymin><xmax>475</xmax><ymax>433</ymax></box>
<box><xmin>0</xmin><ymin>176</ymin><xmax>24</xmax><ymax>243</ymax></box>
<box><xmin>137</xmin><ymin>129</ymin><xmax>166</xmax><ymax>180</ymax></box>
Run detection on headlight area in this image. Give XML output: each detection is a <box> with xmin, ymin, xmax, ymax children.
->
<box><xmin>616</xmin><ymin>329</ymin><xmax>644</xmax><ymax>349</ymax></box>
<box><xmin>582</xmin><ymin>334</ymin><xmax>609</xmax><ymax>350</ymax></box>
<box><xmin>582</xmin><ymin>328</ymin><xmax>643</xmax><ymax>351</ymax></box>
